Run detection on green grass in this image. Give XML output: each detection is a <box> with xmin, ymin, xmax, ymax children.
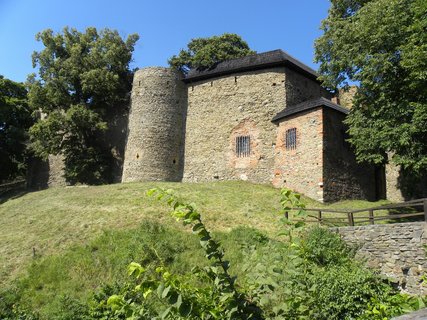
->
<box><xmin>0</xmin><ymin>181</ymin><xmax>388</xmax><ymax>288</ymax></box>
<box><xmin>4</xmin><ymin>223</ymin><xmax>271</xmax><ymax>318</ymax></box>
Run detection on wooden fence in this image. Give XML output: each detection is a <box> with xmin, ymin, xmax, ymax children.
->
<box><xmin>285</xmin><ymin>198</ymin><xmax>427</xmax><ymax>226</ymax></box>
<box><xmin>0</xmin><ymin>180</ymin><xmax>26</xmax><ymax>196</ymax></box>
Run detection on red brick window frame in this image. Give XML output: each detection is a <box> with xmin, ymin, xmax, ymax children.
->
<box><xmin>285</xmin><ymin>128</ymin><xmax>297</xmax><ymax>150</ymax></box>
<box><xmin>236</xmin><ymin>135</ymin><xmax>251</xmax><ymax>157</ymax></box>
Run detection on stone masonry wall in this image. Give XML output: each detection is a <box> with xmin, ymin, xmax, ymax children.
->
<box><xmin>183</xmin><ymin>67</ymin><xmax>287</xmax><ymax>183</ymax></box>
<box><xmin>386</xmin><ymin>161</ymin><xmax>427</xmax><ymax>202</ymax></box>
<box><xmin>323</xmin><ymin>108</ymin><xmax>377</xmax><ymax>202</ymax></box>
<box><xmin>272</xmin><ymin>108</ymin><xmax>324</xmax><ymax>201</ymax></box>
<box><xmin>183</xmin><ymin>67</ymin><xmax>330</xmax><ymax>184</ymax></box>
<box><xmin>285</xmin><ymin>67</ymin><xmax>332</xmax><ymax>106</ymax></box>
<box><xmin>334</xmin><ymin>222</ymin><xmax>427</xmax><ymax>295</ymax></box>
<box><xmin>107</xmin><ymin>110</ymin><xmax>129</xmax><ymax>183</ymax></box>
<box><xmin>122</xmin><ymin>67</ymin><xmax>187</xmax><ymax>182</ymax></box>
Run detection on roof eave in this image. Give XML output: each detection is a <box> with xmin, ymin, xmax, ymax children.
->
<box><xmin>271</xmin><ymin>103</ymin><xmax>349</xmax><ymax>123</ymax></box>
<box><xmin>182</xmin><ymin>57</ymin><xmax>320</xmax><ymax>83</ymax></box>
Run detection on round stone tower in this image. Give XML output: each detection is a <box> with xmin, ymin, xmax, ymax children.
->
<box><xmin>121</xmin><ymin>67</ymin><xmax>187</xmax><ymax>182</ymax></box>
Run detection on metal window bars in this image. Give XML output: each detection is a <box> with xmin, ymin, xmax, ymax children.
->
<box><xmin>236</xmin><ymin>135</ymin><xmax>251</xmax><ymax>157</ymax></box>
<box><xmin>285</xmin><ymin>128</ymin><xmax>297</xmax><ymax>150</ymax></box>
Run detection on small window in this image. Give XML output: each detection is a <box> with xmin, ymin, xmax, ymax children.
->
<box><xmin>236</xmin><ymin>135</ymin><xmax>251</xmax><ymax>157</ymax></box>
<box><xmin>285</xmin><ymin>128</ymin><xmax>297</xmax><ymax>150</ymax></box>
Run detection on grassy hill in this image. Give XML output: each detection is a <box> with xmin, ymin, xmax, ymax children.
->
<box><xmin>0</xmin><ymin>181</ymin><xmax>394</xmax><ymax>318</ymax></box>
<box><xmin>0</xmin><ymin>181</ymin><xmax>389</xmax><ymax>288</ymax></box>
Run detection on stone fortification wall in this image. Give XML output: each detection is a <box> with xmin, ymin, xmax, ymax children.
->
<box><xmin>27</xmin><ymin>155</ymin><xmax>66</xmax><ymax>189</ymax></box>
<box><xmin>183</xmin><ymin>67</ymin><xmax>287</xmax><ymax>183</ymax></box>
<box><xmin>273</xmin><ymin>108</ymin><xmax>324</xmax><ymax>201</ymax></box>
<box><xmin>334</xmin><ymin>222</ymin><xmax>427</xmax><ymax>295</ymax></box>
<box><xmin>122</xmin><ymin>67</ymin><xmax>187</xmax><ymax>182</ymax></box>
<box><xmin>46</xmin><ymin>155</ymin><xmax>66</xmax><ymax>186</ymax></box>
<box><xmin>338</xmin><ymin>85</ymin><xmax>357</xmax><ymax>109</ymax></box>
<box><xmin>107</xmin><ymin>111</ymin><xmax>129</xmax><ymax>183</ymax></box>
<box><xmin>323</xmin><ymin>108</ymin><xmax>377</xmax><ymax>202</ymax></box>
<box><xmin>386</xmin><ymin>161</ymin><xmax>427</xmax><ymax>202</ymax></box>
<box><xmin>284</xmin><ymin>67</ymin><xmax>332</xmax><ymax>106</ymax></box>
<box><xmin>183</xmin><ymin>67</ymin><xmax>329</xmax><ymax>184</ymax></box>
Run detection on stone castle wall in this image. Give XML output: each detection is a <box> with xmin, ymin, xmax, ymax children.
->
<box><xmin>323</xmin><ymin>108</ymin><xmax>377</xmax><ymax>202</ymax></box>
<box><xmin>183</xmin><ymin>67</ymin><xmax>329</xmax><ymax>184</ymax></box>
<box><xmin>28</xmin><ymin>64</ymin><xmax>412</xmax><ymax>204</ymax></box>
<box><xmin>284</xmin><ymin>67</ymin><xmax>332</xmax><ymax>106</ymax></box>
<box><xmin>122</xmin><ymin>67</ymin><xmax>187</xmax><ymax>182</ymax></box>
<box><xmin>27</xmin><ymin>154</ymin><xmax>66</xmax><ymax>189</ymax></box>
<box><xmin>183</xmin><ymin>67</ymin><xmax>287</xmax><ymax>183</ymax></box>
<box><xmin>338</xmin><ymin>86</ymin><xmax>358</xmax><ymax>109</ymax></box>
<box><xmin>334</xmin><ymin>222</ymin><xmax>427</xmax><ymax>295</ymax></box>
<box><xmin>386</xmin><ymin>161</ymin><xmax>427</xmax><ymax>202</ymax></box>
<box><xmin>273</xmin><ymin>108</ymin><xmax>324</xmax><ymax>201</ymax></box>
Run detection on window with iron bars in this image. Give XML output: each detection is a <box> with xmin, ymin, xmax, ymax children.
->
<box><xmin>285</xmin><ymin>128</ymin><xmax>297</xmax><ymax>150</ymax></box>
<box><xmin>236</xmin><ymin>135</ymin><xmax>251</xmax><ymax>157</ymax></box>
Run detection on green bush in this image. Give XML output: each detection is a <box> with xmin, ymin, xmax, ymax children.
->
<box><xmin>306</xmin><ymin>264</ymin><xmax>390</xmax><ymax>320</ymax></box>
<box><xmin>0</xmin><ymin>286</ymin><xmax>39</xmax><ymax>319</ymax></box>
<box><xmin>300</xmin><ymin>226</ymin><xmax>355</xmax><ymax>266</ymax></box>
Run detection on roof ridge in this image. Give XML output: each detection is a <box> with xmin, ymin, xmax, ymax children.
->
<box><xmin>183</xmin><ymin>49</ymin><xmax>320</xmax><ymax>83</ymax></box>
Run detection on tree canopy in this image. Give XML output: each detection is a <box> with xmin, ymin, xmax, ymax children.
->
<box><xmin>315</xmin><ymin>0</ymin><xmax>427</xmax><ymax>173</ymax></box>
<box><xmin>0</xmin><ymin>76</ymin><xmax>33</xmax><ymax>182</ymax></box>
<box><xmin>168</xmin><ymin>33</ymin><xmax>255</xmax><ymax>75</ymax></box>
<box><xmin>28</xmin><ymin>27</ymin><xmax>139</xmax><ymax>184</ymax></box>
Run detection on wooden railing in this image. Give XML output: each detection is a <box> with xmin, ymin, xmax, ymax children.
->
<box><xmin>285</xmin><ymin>198</ymin><xmax>427</xmax><ymax>226</ymax></box>
<box><xmin>0</xmin><ymin>180</ymin><xmax>26</xmax><ymax>196</ymax></box>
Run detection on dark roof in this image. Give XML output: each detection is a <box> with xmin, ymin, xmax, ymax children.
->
<box><xmin>272</xmin><ymin>97</ymin><xmax>349</xmax><ymax>123</ymax></box>
<box><xmin>183</xmin><ymin>49</ymin><xmax>319</xmax><ymax>83</ymax></box>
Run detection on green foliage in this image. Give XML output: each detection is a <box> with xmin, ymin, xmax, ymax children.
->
<box><xmin>0</xmin><ymin>286</ymin><xmax>40</xmax><ymax>319</ymax></box>
<box><xmin>277</xmin><ymin>188</ymin><xmax>307</xmax><ymax>242</ymax></box>
<box><xmin>28</xmin><ymin>27</ymin><xmax>139</xmax><ymax>184</ymax></box>
<box><xmin>168</xmin><ymin>33</ymin><xmax>255</xmax><ymax>75</ymax></box>
<box><xmin>300</xmin><ymin>226</ymin><xmax>355</xmax><ymax>266</ymax></box>
<box><xmin>315</xmin><ymin>0</ymin><xmax>427</xmax><ymax>173</ymax></box>
<box><xmin>0</xmin><ymin>75</ymin><xmax>33</xmax><ymax>182</ymax></box>
<box><xmin>361</xmin><ymin>293</ymin><xmax>426</xmax><ymax>320</ymax></box>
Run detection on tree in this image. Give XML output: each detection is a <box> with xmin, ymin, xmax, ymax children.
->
<box><xmin>0</xmin><ymin>76</ymin><xmax>33</xmax><ymax>183</ymax></box>
<box><xmin>169</xmin><ymin>33</ymin><xmax>255</xmax><ymax>75</ymax></box>
<box><xmin>315</xmin><ymin>0</ymin><xmax>427</xmax><ymax>173</ymax></box>
<box><xmin>28</xmin><ymin>27</ymin><xmax>139</xmax><ymax>184</ymax></box>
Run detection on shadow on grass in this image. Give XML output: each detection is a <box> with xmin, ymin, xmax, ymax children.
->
<box><xmin>0</xmin><ymin>188</ymin><xmax>29</xmax><ymax>205</ymax></box>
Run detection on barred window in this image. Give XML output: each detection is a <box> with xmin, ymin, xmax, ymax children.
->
<box><xmin>285</xmin><ymin>128</ymin><xmax>297</xmax><ymax>150</ymax></box>
<box><xmin>236</xmin><ymin>135</ymin><xmax>251</xmax><ymax>157</ymax></box>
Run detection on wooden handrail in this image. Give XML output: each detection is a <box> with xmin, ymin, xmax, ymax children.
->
<box><xmin>284</xmin><ymin>198</ymin><xmax>427</xmax><ymax>226</ymax></box>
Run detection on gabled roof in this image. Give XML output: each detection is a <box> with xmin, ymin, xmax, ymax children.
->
<box><xmin>183</xmin><ymin>49</ymin><xmax>319</xmax><ymax>83</ymax></box>
<box><xmin>272</xmin><ymin>97</ymin><xmax>349</xmax><ymax>123</ymax></box>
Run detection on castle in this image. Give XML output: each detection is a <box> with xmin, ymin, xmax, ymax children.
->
<box><xmin>30</xmin><ymin>50</ymin><xmax>426</xmax><ymax>203</ymax></box>
<box><xmin>121</xmin><ymin>50</ymin><xmax>380</xmax><ymax>202</ymax></box>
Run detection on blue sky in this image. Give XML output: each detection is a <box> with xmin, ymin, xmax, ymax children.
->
<box><xmin>0</xmin><ymin>0</ymin><xmax>331</xmax><ymax>83</ymax></box>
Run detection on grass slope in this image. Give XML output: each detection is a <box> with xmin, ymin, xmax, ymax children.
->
<box><xmin>0</xmin><ymin>181</ymin><xmax>389</xmax><ymax>287</ymax></box>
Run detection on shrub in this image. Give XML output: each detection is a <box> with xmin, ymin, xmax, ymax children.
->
<box><xmin>300</xmin><ymin>226</ymin><xmax>355</xmax><ymax>266</ymax></box>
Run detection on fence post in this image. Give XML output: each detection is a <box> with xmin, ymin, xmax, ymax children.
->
<box><xmin>424</xmin><ymin>199</ymin><xmax>427</xmax><ymax>223</ymax></box>
<box><xmin>318</xmin><ymin>210</ymin><xmax>322</xmax><ymax>226</ymax></box>
<box><xmin>369</xmin><ymin>209</ymin><xmax>374</xmax><ymax>225</ymax></box>
<box><xmin>347</xmin><ymin>212</ymin><xmax>354</xmax><ymax>226</ymax></box>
